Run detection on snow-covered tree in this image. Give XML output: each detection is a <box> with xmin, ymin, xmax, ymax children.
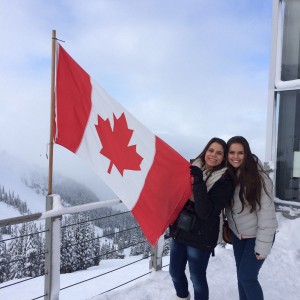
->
<box><xmin>0</xmin><ymin>239</ymin><xmax>9</xmax><ymax>283</ymax></box>
<box><xmin>61</xmin><ymin>217</ymin><xmax>78</xmax><ymax>273</ymax></box>
<box><xmin>61</xmin><ymin>213</ymin><xmax>100</xmax><ymax>273</ymax></box>
<box><xmin>8</xmin><ymin>225</ymin><xmax>24</xmax><ymax>279</ymax></box>
<box><xmin>23</xmin><ymin>222</ymin><xmax>44</xmax><ymax>278</ymax></box>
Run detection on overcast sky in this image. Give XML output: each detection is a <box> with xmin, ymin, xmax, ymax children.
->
<box><xmin>0</xmin><ymin>0</ymin><xmax>273</xmax><ymax>196</ymax></box>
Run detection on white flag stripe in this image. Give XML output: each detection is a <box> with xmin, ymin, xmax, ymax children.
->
<box><xmin>76</xmin><ymin>78</ymin><xmax>156</xmax><ymax>209</ymax></box>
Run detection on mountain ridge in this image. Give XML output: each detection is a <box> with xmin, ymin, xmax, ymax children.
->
<box><xmin>0</xmin><ymin>151</ymin><xmax>113</xmax><ymax>218</ymax></box>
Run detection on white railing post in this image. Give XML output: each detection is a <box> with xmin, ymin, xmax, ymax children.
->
<box><xmin>44</xmin><ymin>195</ymin><xmax>62</xmax><ymax>300</ymax></box>
<box><xmin>149</xmin><ymin>235</ymin><xmax>164</xmax><ymax>271</ymax></box>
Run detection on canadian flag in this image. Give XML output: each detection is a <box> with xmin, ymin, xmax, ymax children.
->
<box><xmin>54</xmin><ymin>44</ymin><xmax>192</xmax><ymax>246</ymax></box>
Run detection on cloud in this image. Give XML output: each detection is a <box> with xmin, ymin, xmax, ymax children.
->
<box><xmin>0</xmin><ymin>0</ymin><xmax>273</xmax><ymax>194</ymax></box>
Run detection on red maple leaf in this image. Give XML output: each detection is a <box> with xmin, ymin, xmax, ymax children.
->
<box><xmin>95</xmin><ymin>113</ymin><xmax>143</xmax><ymax>175</ymax></box>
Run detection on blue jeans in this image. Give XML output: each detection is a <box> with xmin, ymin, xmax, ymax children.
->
<box><xmin>169</xmin><ymin>239</ymin><xmax>212</xmax><ymax>300</ymax></box>
<box><xmin>232</xmin><ymin>234</ymin><xmax>265</xmax><ymax>300</ymax></box>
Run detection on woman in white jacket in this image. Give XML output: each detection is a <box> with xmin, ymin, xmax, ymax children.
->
<box><xmin>226</xmin><ymin>136</ymin><xmax>278</xmax><ymax>300</ymax></box>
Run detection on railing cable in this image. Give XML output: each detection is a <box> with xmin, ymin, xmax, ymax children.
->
<box><xmin>99</xmin><ymin>270</ymin><xmax>152</xmax><ymax>295</ymax></box>
<box><xmin>59</xmin><ymin>256</ymin><xmax>149</xmax><ymax>291</ymax></box>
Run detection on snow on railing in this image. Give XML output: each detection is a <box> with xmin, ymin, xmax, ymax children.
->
<box><xmin>0</xmin><ymin>195</ymin><xmax>121</xmax><ymax>227</ymax></box>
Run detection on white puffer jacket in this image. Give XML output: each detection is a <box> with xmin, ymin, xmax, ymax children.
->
<box><xmin>226</xmin><ymin>173</ymin><xmax>278</xmax><ymax>257</ymax></box>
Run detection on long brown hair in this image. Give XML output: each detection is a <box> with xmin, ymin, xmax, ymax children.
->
<box><xmin>227</xmin><ymin>136</ymin><xmax>271</xmax><ymax>213</ymax></box>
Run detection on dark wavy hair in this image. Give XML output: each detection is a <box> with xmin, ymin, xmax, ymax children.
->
<box><xmin>193</xmin><ymin>137</ymin><xmax>227</xmax><ymax>176</ymax></box>
<box><xmin>226</xmin><ymin>136</ymin><xmax>271</xmax><ymax>213</ymax></box>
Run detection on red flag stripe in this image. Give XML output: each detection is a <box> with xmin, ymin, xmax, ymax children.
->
<box><xmin>132</xmin><ymin>137</ymin><xmax>192</xmax><ymax>245</ymax></box>
<box><xmin>55</xmin><ymin>45</ymin><xmax>92</xmax><ymax>153</ymax></box>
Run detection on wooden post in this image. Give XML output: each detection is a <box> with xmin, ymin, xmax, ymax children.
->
<box><xmin>48</xmin><ymin>29</ymin><xmax>56</xmax><ymax>195</ymax></box>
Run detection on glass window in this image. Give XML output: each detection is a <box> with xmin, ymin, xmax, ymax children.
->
<box><xmin>281</xmin><ymin>0</ymin><xmax>300</xmax><ymax>81</ymax></box>
<box><xmin>276</xmin><ymin>1</ymin><xmax>300</xmax><ymax>202</ymax></box>
<box><xmin>276</xmin><ymin>90</ymin><xmax>300</xmax><ymax>202</ymax></box>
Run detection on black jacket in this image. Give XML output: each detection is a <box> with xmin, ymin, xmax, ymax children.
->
<box><xmin>170</xmin><ymin>171</ymin><xmax>234</xmax><ymax>249</ymax></box>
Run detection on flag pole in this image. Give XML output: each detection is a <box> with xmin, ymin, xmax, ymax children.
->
<box><xmin>48</xmin><ymin>29</ymin><xmax>56</xmax><ymax>195</ymax></box>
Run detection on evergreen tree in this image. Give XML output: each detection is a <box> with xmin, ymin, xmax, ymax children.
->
<box><xmin>93</xmin><ymin>234</ymin><xmax>101</xmax><ymax>265</ymax></box>
<box><xmin>100</xmin><ymin>242</ymin><xmax>111</xmax><ymax>259</ymax></box>
<box><xmin>23</xmin><ymin>222</ymin><xmax>43</xmax><ymax>278</ymax></box>
<box><xmin>74</xmin><ymin>214</ymin><xmax>94</xmax><ymax>270</ymax></box>
<box><xmin>61</xmin><ymin>216</ymin><xmax>78</xmax><ymax>273</ymax></box>
<box><xmin>0</xmin><ymin>239</ymin><xmax>9</xmax><ymax>283</ymax></box>
<box><xmin>8</xmin><ymin>225</ymin><xmax>24</xmax><ymax>279</ymax></box>
<box><xmin>60</xmin><ymin>213</ymin><xmax>101</xmax><ymax>272</ymax></box>
<box><xmin>0</xmin><ymin>185</ymin><xmax>29</xmax><ymax>215</ymax></box>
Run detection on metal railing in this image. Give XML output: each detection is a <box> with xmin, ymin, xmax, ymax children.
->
<box><xmin>0</xmin><ymin>194</ymin><xmax>165</xmax><ymax>300</ymax></box>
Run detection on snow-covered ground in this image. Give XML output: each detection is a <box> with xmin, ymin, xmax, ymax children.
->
<box><xmin>0</xmin><ymin>211</ymin><xmax>300</xmax><ymax>300</ymax></box>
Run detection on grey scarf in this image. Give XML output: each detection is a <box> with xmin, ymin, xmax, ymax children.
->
<box><xmin>192</xmin><ymin>158</ymin><xmax>227</xmax><ymax>191</ymax></box>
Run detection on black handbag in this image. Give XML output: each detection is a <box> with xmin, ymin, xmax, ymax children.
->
<box><xmin>177</xmin><ymin>209</ymin><xmax>197</xmax><ymax>232</ymax></box>
<box><xmin>176</xmin><ymin>201</ymin><xmax>197</xmax><ymax>232</ymax></box>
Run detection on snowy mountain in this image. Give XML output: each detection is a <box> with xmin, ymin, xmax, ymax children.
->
<box><xmin>0</xmin><ymin>151</ymin><xmax>114</xmax><ymax>219</ymax></box>
<box><xmin>0</xmin><ymin>151</ymin><xmax>47</xmax><ymax>216</ymax></box>
<box><xmin>0</xmin><ymin>151</ymin><xmax>150</xmax><ymax>287</ymax></box>
<box><xmin>0</xmin><ymin>150</ymin><xmax>141</xmax><ymax>244</ymax></box>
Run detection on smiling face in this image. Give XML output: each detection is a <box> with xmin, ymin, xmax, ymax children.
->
<box><xmin>228</xmin><ymin>143</ymin><xmax>245</xmax><ymax>169</ymax></box>
<box><xmin>204</xmin><ymin>142</ymin><xmax>225</xmax><ymax>169</ymax></box>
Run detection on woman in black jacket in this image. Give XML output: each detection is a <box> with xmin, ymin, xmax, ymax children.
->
<box><xmin>169</xmin><ymin>137</ymin><xmax>234</xmax><ymax>300</ymax></box>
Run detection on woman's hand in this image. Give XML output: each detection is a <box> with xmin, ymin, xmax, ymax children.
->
<box><xmin>255</xmin><ymin>252</ymin><xmax>266</xmax><ymax>260</ymax></box>
<box><xmin>190</xmin><ymin>166</ymin><xmax>203</xmax><ymax>185</ymax></box>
